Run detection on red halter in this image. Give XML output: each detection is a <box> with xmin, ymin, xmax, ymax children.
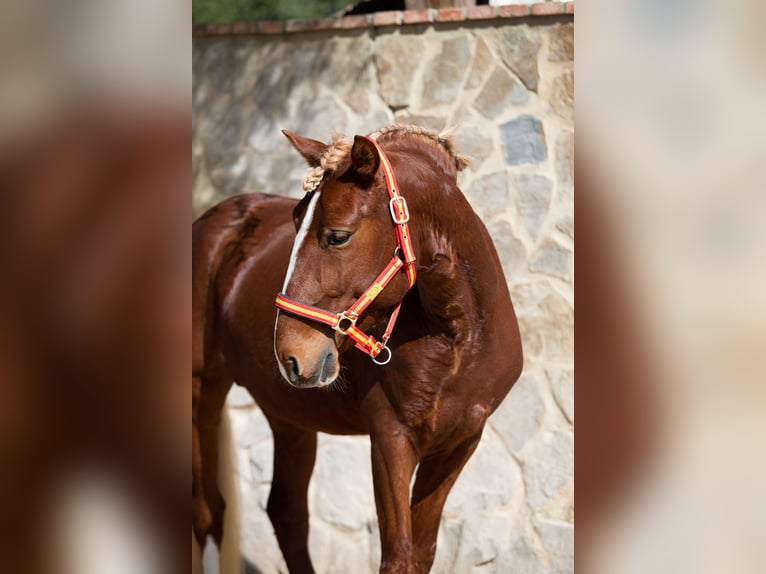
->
<box><xmin>275</xmin><ymin>136</ymin><xmax>416</xmax><ymax>365</ymax></box>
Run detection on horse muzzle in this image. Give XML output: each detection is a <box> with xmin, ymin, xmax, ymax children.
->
<box><xmin>278</xmin><ymin>345</ymin><xmax>339</xmax><ymax>389</ymax></box>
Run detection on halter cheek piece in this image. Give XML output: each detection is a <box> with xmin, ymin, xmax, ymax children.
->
<box><xmin>275</xmin><ymin>136</ymin><xmax>416</xmax><ymax>365</ymax></box>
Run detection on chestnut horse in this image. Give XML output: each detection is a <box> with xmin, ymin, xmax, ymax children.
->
<box><xmin>192</xmin><ymin>125</ymin><xmax>523</xmax><ymax>573</ymax></box>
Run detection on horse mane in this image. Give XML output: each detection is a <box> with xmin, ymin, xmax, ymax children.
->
<box><xmin>371</xmin><ymin>124</ymin><xmax>471</xmax><ymax>173</ymax></box>
<box><xmin>302</xmin><ymin>124</ymin><xmax>470</xmax><ymax>192</ymax></box>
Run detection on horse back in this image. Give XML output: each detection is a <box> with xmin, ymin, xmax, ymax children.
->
<box><xmin>192</xmin><ymin>193</ymin><xmax>296</xmax><ymax>376</ymax></box>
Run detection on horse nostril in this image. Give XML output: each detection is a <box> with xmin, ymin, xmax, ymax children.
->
<box><xmin>285</xmin><ymin>356</ymin><xmax>300</xmax><ymax>382</ymax></box>
<box><xmin>320</xmin><ymin>352</ymin><xmax>336</xmax><ymax>382</ymax></box>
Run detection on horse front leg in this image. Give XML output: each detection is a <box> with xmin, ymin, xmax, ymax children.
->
<box><xmin>410</xmin><ymin>431</ymin><xmax>483</xmax><ymax>573</ymax></box>
<box><xmin>370</xmin><ymin>424</ymin><xmax>419</xmax><ymax>574</ymax></box>
<box><xmin>266</xmin><ymin>419</ymin><xmax>317</xmax><ymax>574</ymax></box>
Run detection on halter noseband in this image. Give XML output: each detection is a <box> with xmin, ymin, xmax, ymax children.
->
<box><xmin>275</xmin><ymin>136</ymin><xmax>416</xmax><ymax>365</ymax></box>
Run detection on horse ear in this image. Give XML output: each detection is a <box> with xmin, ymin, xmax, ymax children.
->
<box><xmin>351</xmin><ymin>136</ymin><xmax>380</xmax><ymax>182</ymax></box>
<box><xmin>282</xmin><ymin>130</ymin><xmax>327</xmax><ymax>168</ymax></box>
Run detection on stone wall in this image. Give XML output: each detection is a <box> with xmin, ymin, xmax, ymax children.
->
<box><xmin>193</xmin><ymin>6</ymin><xmax>573</xmax><ymax>573</ymax></box>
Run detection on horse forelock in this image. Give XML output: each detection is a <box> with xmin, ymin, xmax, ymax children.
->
<box><xmin>302</xmin><ymin>134</ymin><xmax>353</xmax><ymax>192</ymax></box>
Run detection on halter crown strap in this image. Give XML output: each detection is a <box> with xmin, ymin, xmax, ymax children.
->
<box><xmin>275</xmin><ymin>136</ymin><xmax>416</xmax><ymax>363</ymax></box>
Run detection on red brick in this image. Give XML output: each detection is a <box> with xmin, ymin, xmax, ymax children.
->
<box><xmin>402</xmin><ymin>9</ymin><xmax>434</xmax><ymax>25</ymax></box>
<box><xmin>257</xmin><ymin>20</ymin><xmax>283</xmax><ymax>34</ymax></box>
<box><xmin>285</xmin><ymin>19</ymin><xmax>311</xmax><ymax>32</ymax></box>
<box><xmin>565</xmin><ymin>2</ymin><xmax>575</xmax><ymax>14</ymax></box>
<box><xmin>206</xmin><ymin>23</ymin><xmax>230</xmax><ymax>35</ymax></box>
<box><xmin>341</xmin><ymin>14</ymin><xmax>370</xmax><ymax>29</ymax></box>
<box><xmin>437</xmin><ymin>7</ymin><xmax>465</xmax><ymax>22</ymax></box>
<box><xmin>192</xmin><ymin>24</ymin><xmax>206</xmax><ymax>36</ymax></box>
<box><xmin>466</xmin><ymin>5</ymin><xmax>495</xmax><ymax>21</ymax></box>
<box><xmin>231</xmin><ymin>21</ymin><xmax>256</xmax><ymax>34</ymax></box>
<box><xmin>531</xmin><ymin>2</ymin><xmax>564</xmax><ymax>16</ymax></box>
<box><xmin>373</xmin><ymin>10</ymin><xmax>403</xmax><ymax>27</ymax></box>
<box><xmin>497</xmin><ymin>4</ymin><xmax>530</xmax><ymax>18</ymax></box>
<box><xmin>306</xmin><ymin>17</ymin><xmax>341</xmax><ymax>31</ymax></box>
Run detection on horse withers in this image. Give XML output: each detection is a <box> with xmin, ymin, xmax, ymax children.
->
<box><xmin>192</xmin><ymin>125</ymin><xmax>523</xmax><ymax>573</ymax></box>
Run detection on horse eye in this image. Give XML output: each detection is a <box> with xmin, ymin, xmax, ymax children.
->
<box><xmin>326</xmin><ymin>231</ymin><xmax>351</xmax><ymax>247</ymax></box>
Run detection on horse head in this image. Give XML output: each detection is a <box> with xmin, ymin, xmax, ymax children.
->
<box><xmin>274</xmin><ymin>131</ymin><xmax>413</xmax><ymax>388</ymax></box>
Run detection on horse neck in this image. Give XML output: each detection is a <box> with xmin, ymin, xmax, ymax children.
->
<box><xmin>390</xmin><ymin>149</ymin><xmax>501</xmax><ymax>337</ymax></box>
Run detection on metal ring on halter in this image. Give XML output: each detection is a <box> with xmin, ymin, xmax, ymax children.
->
<box><xmin>334</xmin><ymin>311</ymin><xmax>357</xmax><ymax>335</ymax></box>
<box><xmin>371</xmin><ymin>345</ymin><xmax>392</xmax><ymax>365</ymax></box>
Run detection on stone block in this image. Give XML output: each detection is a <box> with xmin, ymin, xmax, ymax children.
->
<box><xmin>227</xmin><ymin>385</ymin><xmax>254</xmax><ymax>408</ymax></box>
<box><xmin>474</xmin><ymin>65</ymin><xmax>529</xmax><ymax>119</ymax></box>
<box><xmin>494</xmin><ymin>25</ymin><xmax>541</xmax><ymax>91</ymax></box>
<box><xmin>393</xmin><ymin>112</ymin><xmax>446</xmax><ymax>131</ymax></box>
<box><xmin>534</xmin><ymin>518</ymin><xmax>574</xmax><ymax>574</ymax></box>
<box><xmin>486</xmin><ymin>219</ymin><xmax>527</xmax><ymax>279</ymax></box>
<box><xmin>445</xmin><ymin>430</ymin><xmax>521</xmax><ymax>514</ymax></box>
<box><xmin>204</xmin><ymin>99</ymin><xmax>247</xmax><ymax>167</ymax></box>
<box><xmin>511</xmin><ymin>281</ymin><xmax>573</xmax><ymax>361</ymax></box>
<box><xmin>311</xmin><ymin>436</ymin><xmax>374</xmax><ymax>529</ymax></box>
<box><xmin>548</xmin><ymin>23</ymin><xmax>574</xmax><ymax>62</ymax></box>
<box><xmin>495</xmin><ymin>517</ymin><xmax>548</xmax><ymax>574</ymax></box>
<box><xmin>377</xmin><ymin>33</ymin><xmax>425</xmax><ymax>109</ymax></box>
<box><xmin>453</xmin><ymin>124</ymin><xmax>493</xmax><ymax>167</ymax></box>
<box><xmin>464</xmin><ymin>35</ymin><xmax>494</xmax><ymax>90</ymax></box>
<box><xmin>555</xmin><ymin>129</ymin><xmax>574</xmax><ymax>200</ymax></box>
<box><xmin>501</xmin><ymin>115</ymin><xmax>547</xmax><ymax>165</ymax></box>
<box><xmin>550</xmin><ymin>368</ymin><xmax>574</xmax><ymax>423</ymax></box>
<box><xmin>252</xmin><ymin>54</ymin><xmax>294</xmax><ymax>113</ymax></box>
<box><xmin>523</xmin><ymin>430</ymin><xmax>574</xmax><ymax>509</ymax></box>
<box><xmin>319</xmin><ymin>34</ymin><xmax>375</xmax><ymax>100</ymax></box>
<box><xmin>421</xmin><ymin>36</ymin><xmax>471</xmax><ymax>107</ymax></box>
<box><xmin>249</xmin><ymin>439</ymin><xmax>273</xmax><ymax>479</ymax></box>
<box><xmin>530</xmin><ymin>239</ymin><xmax>572</xmax><ymax>281</ymax></box>
<box><xmin>515</xmin><ymin>173</ymin><xmax>553</xmax><ymax>242</ymax></box>
<box><xmin>202</xmin><ymin>40</ymin><xmax>235</xmax><ymax>94</ymax></box>
<box><xmin>556</xmin><ymin>213</ymin><xmax>574</xmax><ymax>239</ymax></box>
<box><xmin>465</xmin><ymin>172</ymin><xmax>509</xmax><ymax>221</ymax></box>
<box><xmin>489</xmin><ymin>371</ymin><xmax>547</xmax><ymax>455</ymax></box>
<box><xmin>295</xmin><ymin>95</ymin><xmax>349</xmax><ymax>141</ymax></box>
<box><xmin>551</xmin><ymin>69</ymin><xmax>574</xmax><ymax>122</ymax></box>
<box><xmin>246</xmin><ymin>113</ymin><xmax>280</xmax><ymax>153</ymax></box>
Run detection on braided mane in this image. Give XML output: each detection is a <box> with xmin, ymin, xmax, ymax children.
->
<box><xmin>302</xmin><ymin>124</ymin><xmax>469</xmax><ymax>192</ymax></box>
<box><xmin>371</xmin><ymin>124</ymin><xmax>471</xmax><ymax>172</ymax></box>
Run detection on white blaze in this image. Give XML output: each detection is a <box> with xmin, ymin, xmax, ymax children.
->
<box><xmin>274</xmin><ymin>191</ymin><xmax>320</xmax><ymax>375</ymax></box>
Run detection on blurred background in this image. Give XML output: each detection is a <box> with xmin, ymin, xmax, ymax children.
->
<box><xmin>577</xmin><ymin>0</ymin><xmax>766</xmax><ymax>572</ymax></box>
<box><xmin>0</xmin><ymin>0</ymin><xmax>189</xmax><ymax>573</ymax></box>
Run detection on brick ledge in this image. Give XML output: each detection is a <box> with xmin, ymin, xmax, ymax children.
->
<box><xmin>193</xmin><ymin>2</ymin><xmax>573</xmax><ymax>37</ymax></box>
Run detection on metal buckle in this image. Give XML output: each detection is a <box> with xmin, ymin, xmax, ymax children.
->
<box><xmin>334</xmin><ymin>311</ymin><xmax>357</xmax><ymax>335</ymax></box>
<box><xmin>389</xmin><ymin>196</ymin><xmax>410</xmax><ymax>224</ymax></box>
<box><xmin>371</xmin><ymin>344</ymin><xmax>392</xmax><ymax>365</ymax></box>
